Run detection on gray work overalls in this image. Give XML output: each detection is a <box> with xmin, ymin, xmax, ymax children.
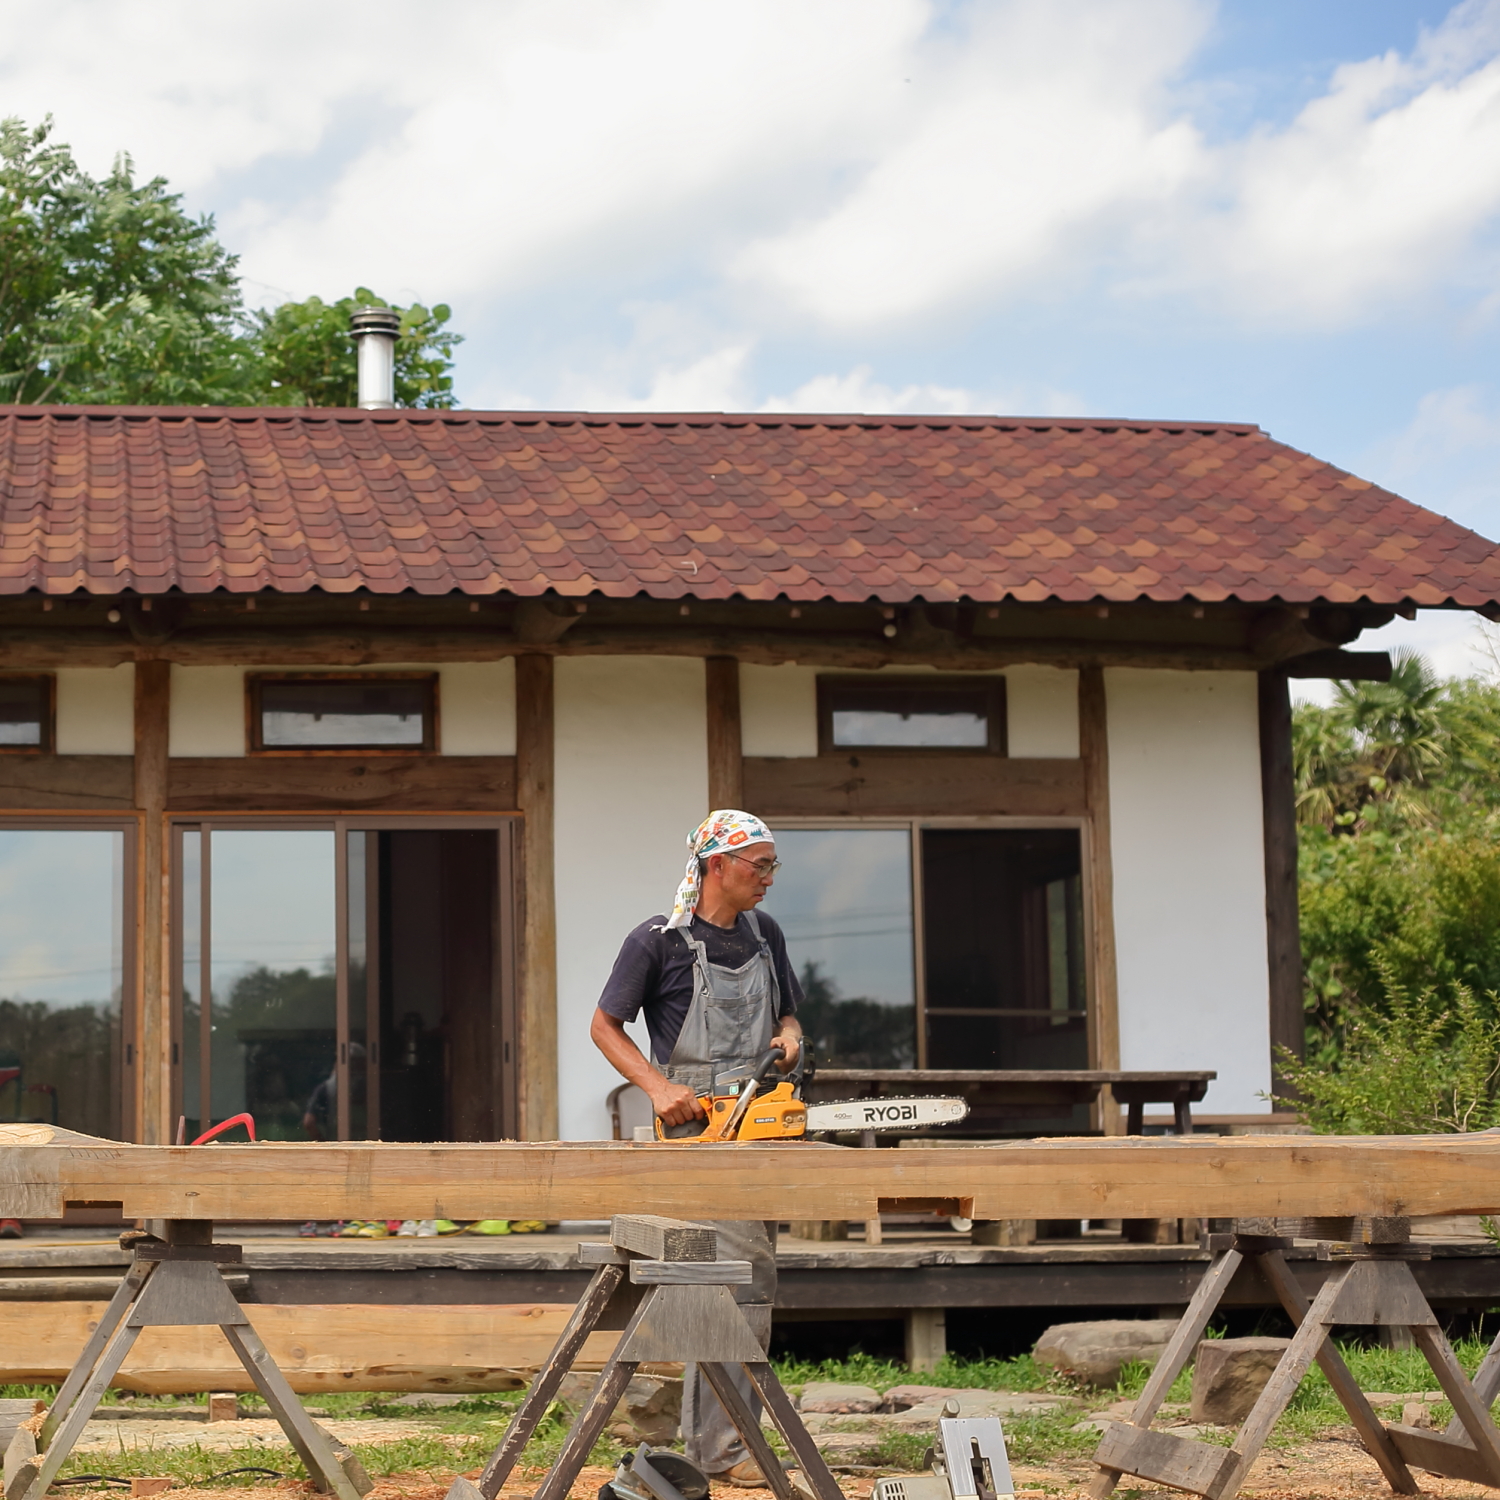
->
<box><xmin>663</xmin><ymin>911</ymin><xmax>780</xmax><ymax>1476</ymax></box>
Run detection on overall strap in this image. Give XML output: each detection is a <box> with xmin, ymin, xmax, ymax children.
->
<box><xmin>740</xmin><ymin>910</ymin><xmax>780</xmax><ymax>1015</ymax></box>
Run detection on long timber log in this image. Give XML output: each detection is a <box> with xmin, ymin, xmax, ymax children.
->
<box><xmin>5</xmin><ymin>1127</ymin><xmax>1500</xmax><ymax>1223</ymax></box>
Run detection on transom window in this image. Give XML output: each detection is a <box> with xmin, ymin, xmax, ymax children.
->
<box><xmin>818</xmin><ymin>676</ymin><xmax>1006</xmax><ymax>753</ymax></box>
<box><xmin>249</xmin><ymin>674</ymin><xmax>437</xmax><ymax>753</ymax></box>
<box><xmin>0</xmin><ymin>676</ymin><xmax>53</xmax><ymax>753</ymax></box>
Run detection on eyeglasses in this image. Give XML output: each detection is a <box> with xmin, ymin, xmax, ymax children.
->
<box><xmin>725</xmin><ymin>852</ymin><xmax>782</xmax><ymax>878</ymax></box>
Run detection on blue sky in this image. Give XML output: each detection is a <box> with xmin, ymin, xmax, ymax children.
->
<box><xmin>5</xmin><ymin>0</ymin><xmax>1500</xmax><ymax>677</ymax></box>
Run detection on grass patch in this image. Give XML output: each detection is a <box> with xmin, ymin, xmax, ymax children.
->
<box><xmin>771</xmin><ymin>1352</ymin><xmax>1048</xmax><ymax>1397</ymax></box>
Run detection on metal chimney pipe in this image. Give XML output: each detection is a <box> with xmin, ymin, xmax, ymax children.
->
<box><xmin>349</xmin><ymin>306</ymin><xmax>401</xmax><ymax>409</ymax></box>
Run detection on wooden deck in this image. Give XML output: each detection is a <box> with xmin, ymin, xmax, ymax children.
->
<box><xmin>4</xmin><ymin>1222</ymin><xmax>1499</xmax><ymax>1318</ymax></box>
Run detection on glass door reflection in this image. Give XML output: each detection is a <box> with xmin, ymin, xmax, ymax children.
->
<box><xmin>185</xmin><ymin>829</ymin><xmax>339</xmax><ymax>1140</ymax></box>
<box><xmin>175</xmin><ymin>820</ymin><xmax>510</xmax><ymax>1143</ymax></box>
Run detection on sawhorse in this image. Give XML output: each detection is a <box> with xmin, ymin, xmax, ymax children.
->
<box><xmin>2</xmin><ymin>1223</ymin><xmax>370</xmax><ymax>1500</ymax></box>
<box><xmin>449</xmin><ymin>1214</ymin><xmax>842</xmax><ymax>1500</ymax></box>
<box><xmin>1091</xmin><ymin>1217</ymin><xmax>1500</xmax><ymax>1500</ymax></box>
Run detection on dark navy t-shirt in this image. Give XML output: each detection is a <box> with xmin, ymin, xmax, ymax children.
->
<box><xmin>596</xmin><ymin>910</ymin><xmax>802</xmax><ymax>1065</ymax></box>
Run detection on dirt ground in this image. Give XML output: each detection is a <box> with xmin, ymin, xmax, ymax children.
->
<box><xmin>132</xmin><ymin>1445</ymin><xmax>1500</xmax><ymax>1500</ymax></box>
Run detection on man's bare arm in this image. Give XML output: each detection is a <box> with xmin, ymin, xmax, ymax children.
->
<box><xmin>773</xmin><ymin>1013</ymin><xmax>803</xmax><ymax>1071</ymax></box>
<box><xmin>589</xmin><ymin>1008</ymin><xmax>705</xmax><ymax>1126</ymax></box>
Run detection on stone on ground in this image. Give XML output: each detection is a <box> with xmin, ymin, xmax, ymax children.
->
<box><xmin>1190</xmin><ymin>1337</ymin><xmax>1293</xmax><ymax>1424</ymax></box>
<box><xmin>1033</xmin><ymin>1319</ymin><xmax>1180</xmax><ymax>1388</ymax></box>
<box><xmin>889</xmin><ymin>1391</ymin><xmax>1068</xmax><ymax>1429</ymax></box>
<box><xmin>883</xmin><ymin>1384</ymin><xmax>959</xmax><ymax>1410</ymax></box>
<box><xmin>557</xmin><ymin>1371</ymin><xmax>683</xmax><ymax>1442</ymax></box>
<box><xmin>797</xmin><ymin>1382</ymin><xmax>883</xmax><ymax>1414</ymax></box>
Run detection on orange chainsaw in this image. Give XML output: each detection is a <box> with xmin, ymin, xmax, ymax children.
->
<box><xmin>655</xmin><ymin>1046</ymin><xmax>969</xmax><ymax>1142</ymax></box>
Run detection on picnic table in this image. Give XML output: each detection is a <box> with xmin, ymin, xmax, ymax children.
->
<box><xmin>805</xmin><ymin>1068</ymin><xmax>1217</xmax><ymax>1136</ymax></box>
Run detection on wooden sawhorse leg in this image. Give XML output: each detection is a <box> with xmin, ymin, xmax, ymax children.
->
<box><xmin>1090</xmin><ymin>1220</ymin><xmax>1500</xmax><ymax>1500</ymax></box>
<box><xmin>2</xmin><ymin>1225</ymin><xmax>368</xmax><ymax>1500</ymax></box>
<box><xmin>453</xmin><ymin>1216</ymin><xmax>843</xmax><ymax>1500</ymax></box>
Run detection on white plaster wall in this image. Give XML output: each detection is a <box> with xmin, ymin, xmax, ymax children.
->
<box><xmin>553</xmin><ymin>656</ymin><xmax>710</xmax><ymax>1140</ymax></box>
<box><xmin>55</xmin><ymin>666</ymin><xmax>135</xmax><ymax>754</ymax></box>
<box><xmin>168</xmin><ymin>662</ymin><xmax>517</xmax><ymax>756</ymax></box>
<box><xmin>1105</xmin><ymin>669</ymin><xmax>1271</xmax><ymax>1114</ymax></box>
<box><xmin>736</xmin><ymin>662</ymin><xmax>1079</xmax><ymax>759</ymax></box>
<box><xmin>740</xmin><ymin>664</ymin><xmax>818</xmax><ymax>757</ymax></box>
<box><xmin>438</xmin><ymin>661</ymin><xmax>516</xmax><ymax>754</ymax></box>
<box><xmin>170</xmin><ymin>666</ymin><xmax>245</xmax><ymax>756</ymax></box>
<box><xmin>1002</xmin><ymin>666</ymin><xmax>1078</xmax><ymax>758</ymax></box>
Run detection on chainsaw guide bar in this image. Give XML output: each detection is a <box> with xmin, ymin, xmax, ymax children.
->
<box><xmin>805</xmin><ymin>1096</ymin><xmax>970</xmax><ymax>1132</ymax></box>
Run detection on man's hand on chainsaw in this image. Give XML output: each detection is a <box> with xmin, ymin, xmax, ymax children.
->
<box><xmin>772</xmin><ymin>1031</ymin><xmax>800</xmax><ymax>1071</ymax></box>
<box><xmin>648</xmin><ymin>1077</ymin><xmax>707</xmax><ymax>1126</ymax></box>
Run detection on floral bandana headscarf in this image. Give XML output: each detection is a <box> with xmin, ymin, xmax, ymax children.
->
<box><xmin>659</xmin><ymin>810</ymin><xmax>775</xmax><ymax>930</ymax></box>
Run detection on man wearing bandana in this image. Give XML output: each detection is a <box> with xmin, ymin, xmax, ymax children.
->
<box><xmin>592</xmin><ymin>810</ymin><xmax>803</xmax><ymax>1488</ymax></box>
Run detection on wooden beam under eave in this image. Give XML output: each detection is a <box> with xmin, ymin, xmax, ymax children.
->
<box><xmin>133</xmin><ymin>660</ymin><xmax>170</xmax><ymax>1145</ymax></box>
<box><xmin>705</xmin><ymin>657</ymin><xmax>743</xmax><ymax>811</ymax></box>
<box><xmin>1259</xmin><ymin>669</ymin><xmax>1303</xmax><ymax>1098</ymax></box>
<box><xmin>515</xmin><ymin>654</ymin><xmax>558</xmax><ymax>1142</ymax></box>
<box><xmin>1079</xmin><ymin>667</ymin><xmax>1121</xmax><ymax>1133</ymax></box>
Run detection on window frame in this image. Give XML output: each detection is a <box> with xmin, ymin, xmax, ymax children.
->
<box><xmin>815</xmin><ymin>674</ymin><xmax>1008</xmax><ymax>756</ymax></box>
<box><xmin>246</xmin><ymin>672</ymin><xmax>440</xmax><ymax>757</ymax></box>
<box><xmin>168</xmin><ymin>812</ymin><xmax>519</xmax><ymax>1142</ymax></box>
<box><xmin>0</xmin><ymin>674</ymin><xmax>57</xmax><ymax>756</ymax></box>
<box><xmin>768</xmin><ymin>814</ymin><xmax>1094</xmax><ymax>1071</ymax></box>
<box><xmin>0</xmin><ymin>814</ymin><xmax>139</xmax><ymax>1140</ymax></box>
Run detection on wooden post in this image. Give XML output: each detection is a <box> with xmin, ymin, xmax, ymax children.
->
<box><xmin>1080</xmin><ymin>667</ymin><xmax>1121</xmax><ymax>1134</ymax></box>
<box><xmin>515</xmin><ymin>654</ymin><xmax>558</xmax><ymax>1141</ymax></box>
<box><xmin>705</xmin><ymin>656</ymin><xmax>743</xmax><ymax>811</ymax></box>
<box><xmin>1258</xmin><ymin>669</ymin><xmax>1303</xmax><ymax>1099</ymax></box>
<box><xmin>134</xmin><ymin>660</ymin><xmax>170</xmax><ymax>1145</ymax></box>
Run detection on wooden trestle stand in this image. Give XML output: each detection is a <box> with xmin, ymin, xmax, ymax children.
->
<box><xmin>448</xmin><ymin>1215</ymin><xmax>843</xmax><ymax>1500</ymax></box>
<box><xmin>1</xmin><ymin>1223</ymin><xmax>371</xmax><ymax>1500</ymax></box>
<box><xmin>1091</xmin><ymin>1216</ymin><xmax>1500</xmax><ymax>1500</ymax></box>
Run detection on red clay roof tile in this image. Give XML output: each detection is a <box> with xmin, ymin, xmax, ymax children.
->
<box><xmin>0</xmin><ymin>408</ymin><xmax>1497</xmax><ymax>604</ymax></box>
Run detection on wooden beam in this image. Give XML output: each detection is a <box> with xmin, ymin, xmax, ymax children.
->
<box><xmin>0</xmin><ymin>756</ymin><xmax>134</xmax><ymax>809</ymax></box>
<box><xmin>705</xmin><ymin>657</ymin><xmax>743</xmax><ymax>811</ymax></box>
<box><xmin>134</xmin><ymin>660</ymin><xmax>170</xmax><ymax>1145</ymax></box>
<box><xmin>0</xmin><ymin>1300</ymin><xmax>617</xmax><ymax>1393</ymax></box>
<box><xmin>516</xmin><ymin>655</ymin><xmax>558</xmax><ymax>1142</ymax></box>
<box><xmin>9</xmin><ymin>1128</ymin><xmax>1500</xmax><ymax>1222</ymax></box>
<box><xmin>746</xmin><ymin>755</ymin><xmax>1085</xmax><ymax>818</ymax></box>
<box><xmin>1079</xmin><ymin>668</ymin><xmax>1121</xmax><ymax>1130</ymax></box>
<box><xmin>0</xmin><ymin>620</ymin><xmax>1350</xmax><ymax>675</ymax></box>
<box><xmin>167</xmin><ymin>756</ymin><xmax>517</xmax><ymax>812</ymax></box>
<box><xmin>1259</xmin><ymin>669</ymin><xmax>1303</xmax><ymax>1098</ymax></box>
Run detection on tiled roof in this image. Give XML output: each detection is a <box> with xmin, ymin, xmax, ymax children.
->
<box><xmin>0</xmin><ymin>406</ymin><xmax>1496</xmax><ymax>606</ymax></box>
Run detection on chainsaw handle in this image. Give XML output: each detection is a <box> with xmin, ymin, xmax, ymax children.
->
<box><xmin>753</xmin><ymin>1046</ymin><xmax>787</xmax><ymax>1085</ymax></box>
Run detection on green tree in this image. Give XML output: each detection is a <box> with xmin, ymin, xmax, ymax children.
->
<box><xmin>0</xmin><ymin>115</ymin><xmax>250</xmax><ymax>404</ymax></box>
<box><xmin>795</xmin><ymin>960</ymin><xmax>915</xmax><ymax>1069</ymax></box>
<box><xmin>1</xmin><ymin>115</ymin><xmax>464</xmax><ymax>408</ymax></box>
<box><xmin>249</xmin><ymin>288</ymin><xmax>462</xmax><ymax>408</ymax></box>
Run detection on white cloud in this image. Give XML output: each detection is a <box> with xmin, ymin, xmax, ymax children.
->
<box><xmin>1359</xmin><ymin>383</ymin><xmax>1500</xmax><ymax>536</ymax></box>
<box><xmin>760</xmin><ymin>364</ymin><xmax>1084</xmax><ymax>416</ymax></box>
<box><xmin>9</xmin><ymin>0</ymin><xmax>1500</xmax><ymax>400</ymax></box>
<box><xmin>735</xmin><ymin>0</ymin><xmax>1211</xmax><ymax>325</ymax></box>
<box><xmin>1193</xmin><ymin>1</ymin><xmax>1500</xmax><ymax>322</ymax></box>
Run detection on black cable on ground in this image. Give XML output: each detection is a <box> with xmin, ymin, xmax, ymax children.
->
<box><xmin>195</xmin><ymin>1468</ymin><xmax>287</xmax><ymax>1484</ymax></box>
<box><xmin>51</xmin><ymin>1477</ymin><xmax>131</xmax><ymax>1489</ymax></box>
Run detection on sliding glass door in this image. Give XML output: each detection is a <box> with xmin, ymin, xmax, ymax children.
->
<box><xmin>173</xmin><ymin>817</ymin><xmax>516</xmax><ymax>1143</ymax></box>
<box><xmin>764</xmin><ymin>819</ymin><xmax>1091</xmax><ymax>1088</ymax></box>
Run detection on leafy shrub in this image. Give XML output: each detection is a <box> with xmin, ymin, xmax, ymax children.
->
<box><xmin>1276</xmin><ymin>979</ymin><xmax>1500</xmax><ymax>1133</ymax></box>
